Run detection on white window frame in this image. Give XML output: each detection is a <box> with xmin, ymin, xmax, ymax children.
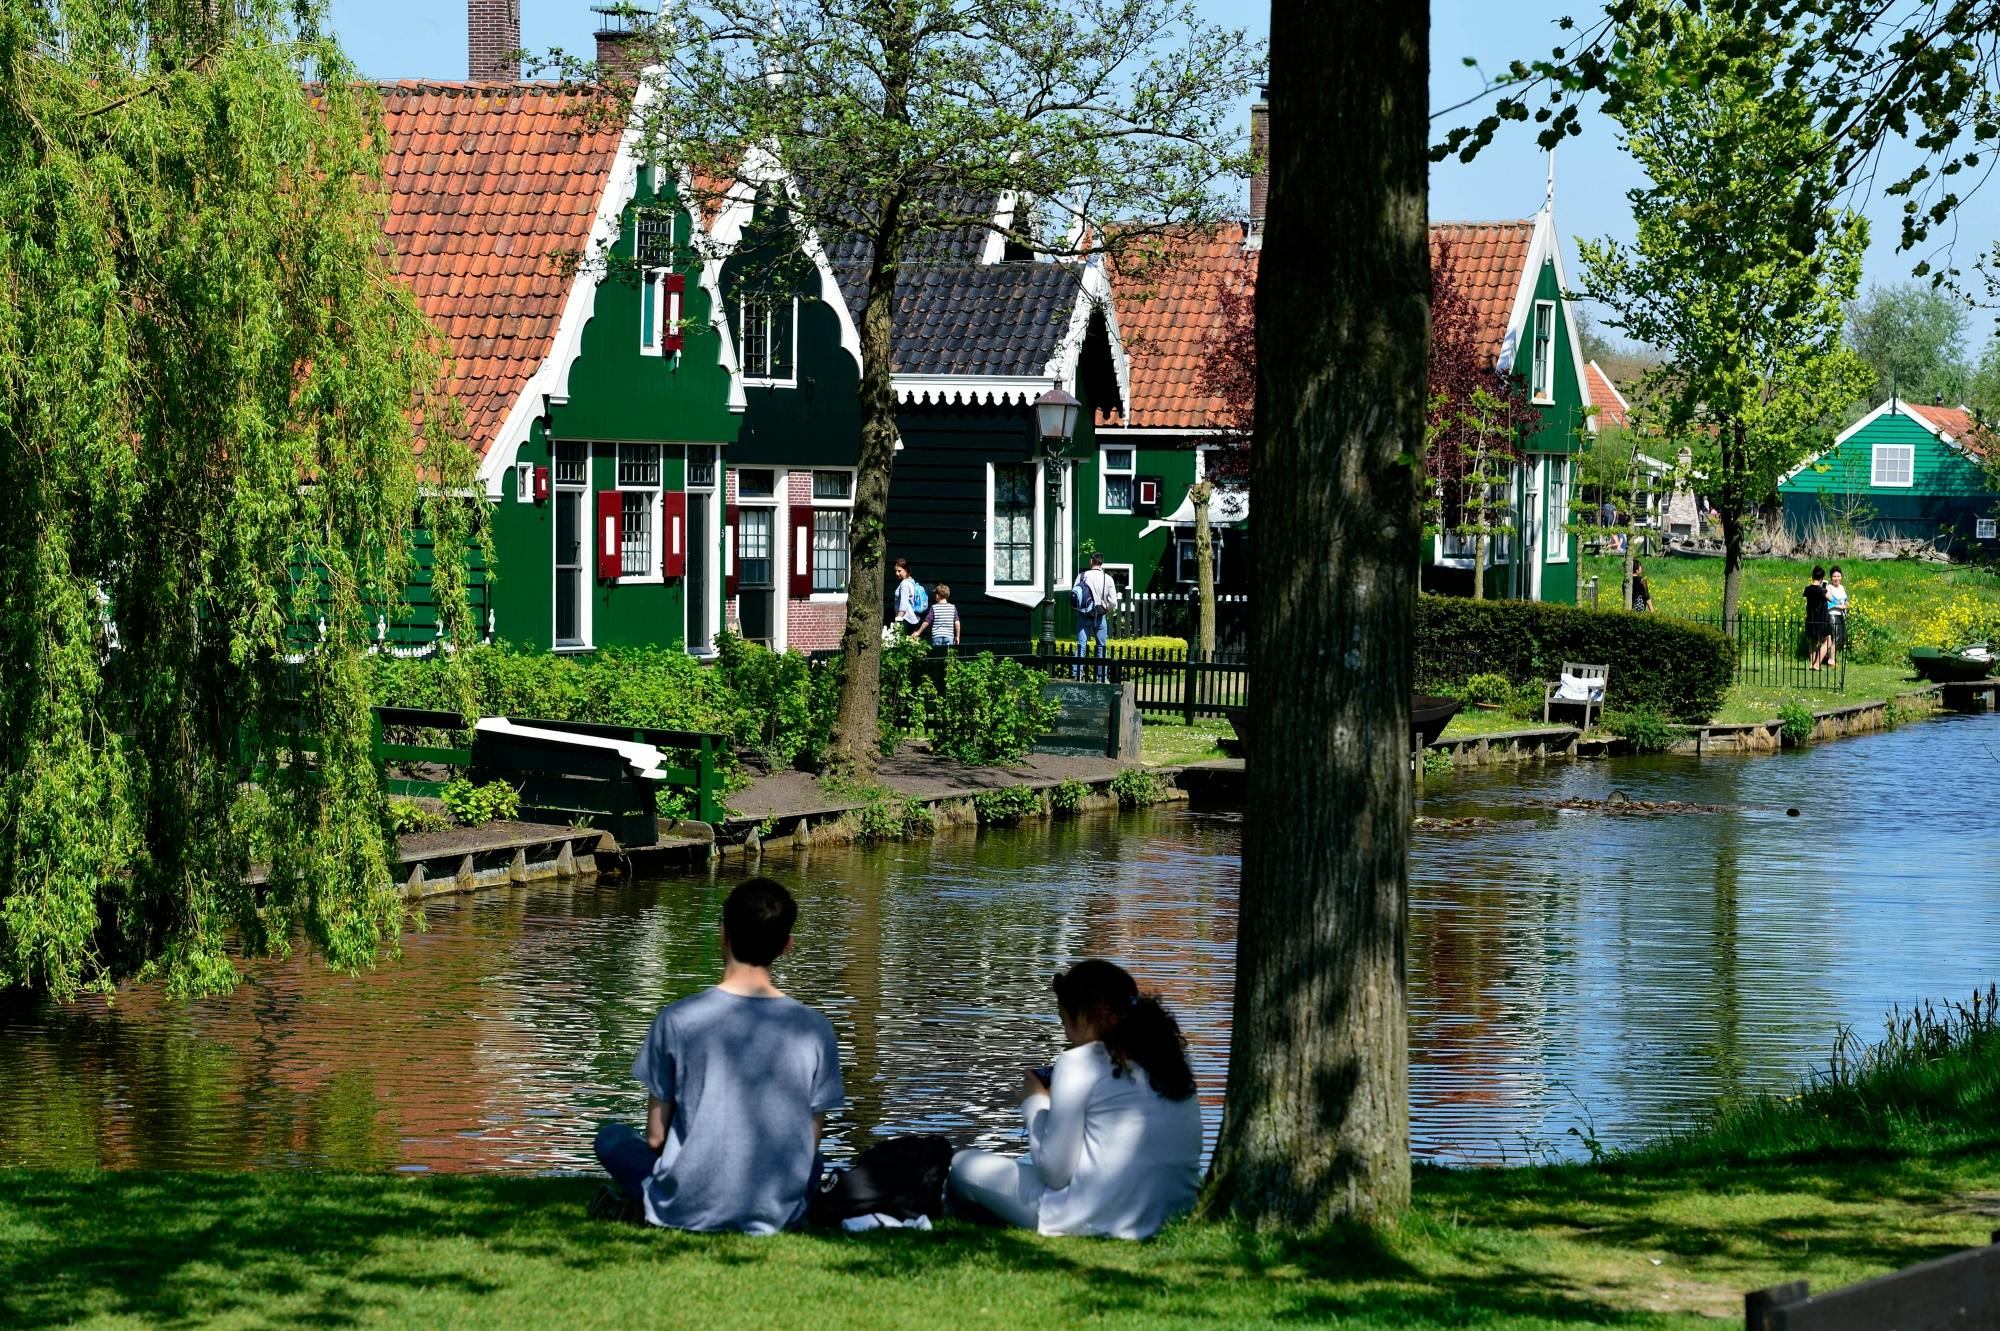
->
<box><xmin>552</xmin><ymin>441</ymin><xmax>592</xmax><ymax>652</ymax></box>
<box><xmin>1546</xmin><ymin>455</ymin><xmax>1572</xmax><ymax>563</ymax></box>
<box><xmin>806</xmin><ymin>467</ymin><xmax>855</xmax><ymax>603</ymax></box>
<box><xmin>1101</xmin><ymin>563</ymin><xmax>1134</xmax><ymax>600</ymax></box>
<box><xmin>1871</xmin><ymin>442</ymin><xmax>1915</xmax><ymax>488</ymax></box>
<box><xmin>733</xmin><ymin>467</ymin><xmax>786</xmax><ymax>651</ymax></box>
<box><xmin>984</xmin><ymin>461</ymin><xmax>1045</xmax><ymax>606</ymax></box>
<box><xmin>1531</xmin><ymin>300</ymin><xmax>1556</xmax><ymax>404</ymax></box>
<box><xmin>636</xmin><ymin>208</ymin><xmax>677</xmax><ymax>358</ymax></box>
<box><xmin>614</xmin><ymin>442</ymin><xmax>664</xmax><ymax>585</ymax></box>
<box><xmin>1434</xmin><ymin>467</ymin><xmax>1514</xmax><ymax>568</ymax></box>
<box><xmin>1175</xmin><ymin>533</ymin><xmax>1222</xmax><ymax>585</ymax></box>
<box><xmin>684</xmin><ymin>445</ymin><xmax>720</xmax><ymax>657</ymax></box>
<box><xmin>1099</xmin><ymin>445</ymin><xmax>1136</xmax><ymax>514</ymax></box>
<box><xmin>1978</xmin><ymin>517</ymin><xmax>1998</xmax><ymax>540</ymax></box>
<box><xmin>739</xmin><ymin>295</ymin><xmax>799</xmax><ymax>386</ymax></box>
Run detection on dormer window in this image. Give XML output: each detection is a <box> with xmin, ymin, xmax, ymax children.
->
<box><xmin>740</xmin><ymin>295</ymin><xmax>797</xmax><ymax>384</ymax></box>
<box><xmin>1531</xmin><ymin>300</ymin><xmax>1555</xmax><ymax>404</ymax></box>
<box><xmin>636</xmin><ymin>208</ymin><xmax>681</xmax><ymax>356</ymax></box>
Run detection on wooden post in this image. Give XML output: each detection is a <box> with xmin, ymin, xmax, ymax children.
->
<box><xmin>1183</xmin><ymin>649</ymin><xmax>1199</xmax><ymax>726</ymax></box>
<box><xmin>1745</xmin><ymin>1280</ymin><xmax>1808</xmax><ymax>1330</ymax></box>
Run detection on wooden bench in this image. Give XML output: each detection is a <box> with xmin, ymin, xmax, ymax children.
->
<box><xmin>1746</xmin><ymin>1231</ymin><xmax>2000</xmax><ymax>1329</ymax></box>
<box><xmin>1542</xmin><ymin>662</ymin><xmax>1608</xmax><ymax>732</ymax></box>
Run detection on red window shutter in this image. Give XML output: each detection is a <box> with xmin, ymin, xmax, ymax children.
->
<box><xmin>791</xmin><ymin>508</ymin><xmax>813</xmax><ymax>598</ymax></box>
<box><xmin>664</xmin><ymin>274</ymin><xmax>685</xmax><ymax>353</ymax></box>
<box><xmin>596</xmin><ymin>490</ymin><xmax>623</xmax><ymax>581</ymax></box>
<box><xmin>661</xmin><ymin>490</ymin><xmax>687</xmax><ymax>579</ymax></box>
<box><xmin>725</xmin><ymin>502</ymin><xmax>740</xmax><ymax>596</ymax></box>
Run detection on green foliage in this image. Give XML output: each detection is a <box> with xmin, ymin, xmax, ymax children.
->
<box><xmin>1605</xmin><ymin>708</ymin><xmax>1675</xmax><ymax>753</ymax></box>
<box><xmin>386</xmin><ymin>800</ymin><xmax>450</xmax><ymax>837</ymax></box>
<box><xmin>856</xmin><ymin>798</ymin><xmax>935</xmax><ymax>843</ymax></box>
<box><xmin>1462</xmin><ymin>673</ymin><xmax>1511</xmax><ymax>706</ymax></box>
<box><xmin>1505</xmin><ymin>682</ymin><xmax>1548</xmax><ymax>723</ymax></box>
<box><xmin>1414</xmin><ymin>595</ymin><xmax>1735</xmax><ymax>722</ymax></box>
<box><xmin>0</xmin><ymin>0</ymin><xmax>489</xmax><ymax>999</ymax></box>
<box><xmin>1777</xmin><ymin>701</ymin><xmax>1816</xmax><ymax>746</ymax></box>
<box><xmin>970</xmin><ymin>785</ymin><xmax>1043</xmax><ymax>825</ymax></box>
<box><xmin>439</xmin><ymin>781</ymin><xmax>520</xmax><ymax>828</ymax></box>
<box><xmin>1420</xmin><ymin>749</ymin><xmax>1455</xmax><ymax>778</ymax></box>
<box><xmin>713</xmin><ymin>633</ymin><xmax>836</xmax><ymax>769</ymax></box>
<box><xmin>655</xmin><ymin>788</ymin><xmax>694</xmax><ymax>823</ymax></box>
<box><xmin>1108</xmin><ymin>768</ymin><xmax>1168</xmax><ymax>808</ymax></box>
<box><xmin>1049</xmin><ymin>779</ymin><xmax>1091</xmax><ymax>814</ymax></box>
<box><xmin>877</xmin><ymin>633</ymin><xmax>934</xmax><ymax>753</ymax></box>
<box><xmin>927</xmin><ymin>654</ymin><xmax>1060</xmax><ymax>766</ymax></box>
<box><xmin>1846</xmin><ymin>282</ymin><xmax>1970</xmax><ymax>409</ymax></box>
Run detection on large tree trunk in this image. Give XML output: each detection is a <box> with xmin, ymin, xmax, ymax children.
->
<box><xmin>1192</xmin><ymin>478</ymin><xmax>1216</xmax><ymax>655</ymax></box>
<box><xmin>824</xmin><ymin>217</ymin><xmax>906</xmax><ymax>775</ymax></box>
<box><xmin>1720</xmin><ymin>422</ymin><xmax>1746</xmax><ymax>632</ymax></box>
<box><xmin>1202</xmin><ymin>0</ymin><xmax>1422</xmax><ymax>1227</ymax></box>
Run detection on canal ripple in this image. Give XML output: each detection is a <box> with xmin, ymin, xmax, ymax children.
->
<box><xmin>3</xmin><ymin>710</ymin><xmax>1997</xmax><ymax>1171</ymax></box>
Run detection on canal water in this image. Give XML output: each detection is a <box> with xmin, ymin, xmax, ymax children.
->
<box><xmin>4</xmin><ymin>711</ymin><xmax>1997</xmax><ymax>1172</ymax></box>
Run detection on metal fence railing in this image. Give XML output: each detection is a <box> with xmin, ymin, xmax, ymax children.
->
<box><xmin>1692</xmin><ymin>612</ymin><xmax>1848</xmax><ymax>692</ymax></box>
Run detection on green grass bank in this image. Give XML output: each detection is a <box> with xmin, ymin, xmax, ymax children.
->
<box><xmin>7</xmin><ymin>994</ymin><xmax>1999</xmax><ymax>1330</ymax></box>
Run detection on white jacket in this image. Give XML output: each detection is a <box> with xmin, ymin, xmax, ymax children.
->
<box><xmin>1019</xmin><ymin>1041</ymin><xmax>1203</xmax><ymax>1239</ymax></box>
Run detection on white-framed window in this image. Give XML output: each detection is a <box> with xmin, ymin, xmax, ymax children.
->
<box><xmin>740</xmin><ymin>295</ymin><xmax>797</xmax><ymax>383</ymax></box>
<box><xmin>553</xmin><ymin>441</ymin><xmax>590</xmax><ymax>649</ymax></box>
<box><xmin>810</xmin><ymin>469</ymin><xmax>854</xmax><ymax>596</ymax></box>
<box><xmin>991</xmin><ymin>463</ymin><xmax>1037</xmax><ymax>586</ymax></box>
<box><xmin>1100</xmin><ymin>446</ymin><xmax>1135</xmax><ymax>513</ymax></box>
<box><xmin>617</xmin><ymin>443</ymin><xmax>662</xmax><ymax>580</ymax></box>
<box><xmin>686</xmin><ymin>444</ymin><xmax>717</xmax><ymax>489</ymax></box>
<box><xmin>1546</xmin><ymin>455</ymin><xmax>1572</xmax><ymax>562</ymax></box>
<box><xmin>1871</xmin><ymin>442</ymin><xmax>1915</xmax><ymax>487</ymax></box>
<box><xmin>1176</xmin><ymin>533</ymin><xmax>1223</xmax><ymax>584</ymax></box>
<box><xmin>637</xmin><ymin>209</ymin><xmax>676</xmax><ymax>356</ymax></box>
<box><xmin>1978</xmin><ymin>517</ymin><xmax>1998</xmax><ymax>540</ymax></box>
<box><xmin>1531</xmin><ymin>300</ymin><xmax>1555</xmax><ymax>404</ymax></box>
<box><xmin>1102</xmin><ymin>564</ymin><xmax>1134</xmax><ymax>599</ymax></box>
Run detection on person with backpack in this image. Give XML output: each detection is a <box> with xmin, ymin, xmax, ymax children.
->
<box><xmin>946</xmin><ymin>959</ymin><xmax>1203</xmax><ymax>1239</ymax></box>
<box><xmin>890</xmin><ymin>558</ymin><xmax>929</xmax><ymax>636</ymax></box>
<box><xmin>1072</xmin><ymin>553</ymin><xmax>1119</xmax><ymax>681</ymax></box>
<box><xmin>589</xmin><ymin>877</ymin><xmax>845</xmax><ymax>1233</ymax></box>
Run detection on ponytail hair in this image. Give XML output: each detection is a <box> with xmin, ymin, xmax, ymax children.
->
<box><xmin>1052</xmin><ymin>959</ymin><xmax>1198</xmax><ymax>1102</ymax></box>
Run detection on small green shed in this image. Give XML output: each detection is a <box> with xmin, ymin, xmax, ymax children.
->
<box><xmin>1780</xmin><ymin>400</ymin><xmax>1998</xmax><ymax>554</ymax></box>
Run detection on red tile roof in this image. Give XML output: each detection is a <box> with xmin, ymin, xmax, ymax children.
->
<box><xmin>1429</xmin><ymin>220</ymin><xmax>1535</xmax><ymax>366</ymax></box>
<box><xmin>377</xmin><ymin>82</ymin><xmax>623</xmax><ymax>457</ymax></box>
<box><xmin>1908</xmin><ymin>402</ymin><xmax>1995</xmax><ymax>459</ymax></box>
<box><xmin>1104</xmin><ymin>218</ymin><xmax>1538</xmax><ymax>432</ymax></box>
<box><xmin>1584</xmin><ymin>360</ymin><xmax>1629</xmax><ymax>429</ymax></box>
<box><xmin>1100</xmin><ymin>224</ymin><xmax>1256</xmax><ymax>430</ymax></box>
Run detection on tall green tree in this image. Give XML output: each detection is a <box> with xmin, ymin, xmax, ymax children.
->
<box><xmin>606</xmin><ymin>0</ymin><xmax>1259</xmax><ymax>773</ymax></box>
<box><xmin>1578</xmin><ymin>6</ymin><xmax>1873</xmax><ymax>628</ymax></box>
<box><xmin>1200</xmin><ymin>0</ymin><xmax>1426</xmax><ymax>1228</ymax></box>
<box><xmin>1846</xmin><ymin>282</ymin><xmax>1971</xmax><ymax>408</ymax></box>
<box><xmin>0</xmin><ymin>0</ymin><xmax>479</xmax><ymax>999</ymax></box>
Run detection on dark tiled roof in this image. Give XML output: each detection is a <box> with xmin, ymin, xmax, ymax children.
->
<box><xmin>377</xmin><ymin>82</ymin><xmax>622</xmax><ymax>457</ymax></box>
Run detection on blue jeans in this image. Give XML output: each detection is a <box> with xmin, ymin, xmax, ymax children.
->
<box><xmin>594</xmin><ymin>1121</ymin><xmax>659</xmax><ymax>1200</ymax></box>
<box><xmin>1076</xmin><ymin>615</ymin><xmax>1108</xmax><ymax>681</ymax></box>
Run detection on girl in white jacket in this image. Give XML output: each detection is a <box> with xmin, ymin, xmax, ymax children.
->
<box><xmin>947</xmin><ymin>959</ymin><xmax>1204</xmax><ymax>1239</ymax></box>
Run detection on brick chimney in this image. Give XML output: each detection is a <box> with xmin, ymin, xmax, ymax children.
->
<box><xmin>1247</xmin><ymin>86</ymin><xmax>1269</xmax><ymax>236</ymax></box>
<box><xmin>468</xmin><ymin>0</ymin><xmax>520</xmax><ymax>81</ymax></box>
<box><xmin>593</xmin><ymin>4</ymin><xmax>647</xmax><ymax>82</ymax></box>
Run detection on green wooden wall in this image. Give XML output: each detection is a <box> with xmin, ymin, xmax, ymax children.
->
<box><xmin>1781</xmin><ymin>409</ymin><xmax>1998</xmax><ymax>548</ymax></box>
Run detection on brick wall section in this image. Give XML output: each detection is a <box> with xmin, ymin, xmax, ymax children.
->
<box><xmin>785</xmin><ymin>469</ymin><xmax>845</xmax><ymax>653</ymax></box>
<box><xmin>722</xmin><ymin>469</ymin><xmax>739</xmax><ymax>634</ymax></box>
<box><xmin>1248</xmin><ymin>96</ymin><xmax>1269</xmax><ymax>234</ymax></box>
<box><xmin>467</xmin><ymin>0</ymin><xmax>520</xmax><ymax>81</ymax></box>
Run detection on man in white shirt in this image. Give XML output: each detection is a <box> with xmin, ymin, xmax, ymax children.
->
<box><xmin>1073</xmin><ymin>554</ymin><xmax>1119</xmax><ymax>681</ymax></box>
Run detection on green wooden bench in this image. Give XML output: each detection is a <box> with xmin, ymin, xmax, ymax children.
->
<box><xmin>501</xmin><ymin>718</ymin><xmax>728</xmax><ymax>828</ymax></box>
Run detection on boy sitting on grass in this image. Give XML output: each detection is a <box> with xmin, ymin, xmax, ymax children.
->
<box><xmin>591</xmin><ymin>877</ymin><xmax>844</xmax><ymax>1233</ymax></box>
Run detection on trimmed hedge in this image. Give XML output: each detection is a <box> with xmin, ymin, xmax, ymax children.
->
<box><xmin>1415</xmin><ymin>595</ymin><xmax>1735</xmax><ymax>722</ymax></box>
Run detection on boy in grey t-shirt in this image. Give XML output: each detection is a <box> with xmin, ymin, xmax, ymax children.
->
<box><xmin>591</xmin><ymin>877</ymin><xmax>844</xmax><ymax>1233</ymax></box>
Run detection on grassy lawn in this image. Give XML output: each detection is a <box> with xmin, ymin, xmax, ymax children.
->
<box><xmin>1139</xmin><ymin>715</ymin><xmax>1235</xmax><ymax>766</ymax></box>
<box><xmin>1439</xmin><ymin>706</ymin><xmax>1555</xmax><ymax>737</ymax></box>
<box><xmin>1711</xmin><ymin>662</ymin><xmax>1929</xmax><ymax>724</ymax></box>
<box><xmin>1583</xmin><ymin>553</ymin><xmax>2000</xmax><ymax>661</ymax></box>
<box><xmin>8</xmin><ymin>1005</ymin><xmax>2000</xmax><ymax>1330</ymax></box>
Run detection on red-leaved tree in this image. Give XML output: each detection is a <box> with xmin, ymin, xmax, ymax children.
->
<box><xmin>1191</xmin><ymin>253</ymin><xmax>1256</xmax><ymax>653</ymax></box>
<box><xmin>1426</xmin><ymin>241</ymin><xmax>1540</xmax><ymax>598</ymax></box>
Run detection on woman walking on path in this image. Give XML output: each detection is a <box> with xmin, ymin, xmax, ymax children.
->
<box><xmin>946</xmin><ymin>960</ymin><xmax>1203</xmax><ymax>1240</ymax></box>
<box><xmin>1804</xmin><ymin>565</ymin><xmax>1834</xmax><ymax>671</ymax></box>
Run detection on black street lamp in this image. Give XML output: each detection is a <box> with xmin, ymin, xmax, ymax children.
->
<box><xmin>1035</xmin><ymin>382</ymin><xmax>1081</xmax><ymax>648</ymax></box>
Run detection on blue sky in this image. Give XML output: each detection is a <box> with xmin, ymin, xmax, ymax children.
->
<box><xmin>323</xmin><ymin>0</ymin><xmax>1995</xmax><ymax>344</ymax></box>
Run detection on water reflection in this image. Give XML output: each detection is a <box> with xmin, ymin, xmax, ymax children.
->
<box><xmin>5</xmin><ymin>711</ymin><xmax>1999</xmax><ymax>1171</ymax></box>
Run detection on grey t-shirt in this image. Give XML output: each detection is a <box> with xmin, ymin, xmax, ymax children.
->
<box><xmin>630</xmin><ymin>987</ymin><xmax>844</xmax><ymax>1233</ymax></box>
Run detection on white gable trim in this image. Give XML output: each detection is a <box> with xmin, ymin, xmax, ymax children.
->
<box><xmin>1039</xmin><ymin>258</ymin><xmax>1132</xmax><ymax>414</ymax></box>
<box><xmin>1495</xmin><ymin>208</ymin><xmax>1591</xmax><ymax>414</ymax></box>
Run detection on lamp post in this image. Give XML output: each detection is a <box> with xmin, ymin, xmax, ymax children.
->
<box><xmin>1034</xmin><ymin>382</ymin><xmax>1081</xmax><ymax>649</ymax></box>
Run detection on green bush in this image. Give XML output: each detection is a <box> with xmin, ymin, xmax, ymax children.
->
<box><xmin>1420</xmin><ymin>749</ymin><xmax>1455</xmax><ymax>778</ymax></box>
<box><xmin>1462</xmin><ymin>672</ymin><xmax>1511</xmax><ymax>706</ymax></box>
<box><xmin>971</xmin><ymin>785</ymin><xmax>1043</xmax><ymax>824</ymax></box>
<box><xmin>440</xmin><ymin>779</ymin><xmax>520</xmax><ymax>827</ymax></box>
<box><xmin>1049</xmin><ymin>778</ymin><xmax>1091</xmax><ymax>814</ymax></box>
<box><xmin>387</xmin><ymin>798</ymin><xmax>450</xmax><ymax>836</ymax></box>
<box><xmin>1109</xmin><ymin>767</ymin><xmax>1168</xmax><ymax>808</ymax></box>
<box><xmin>857</xmin><ymin>798</ymin><xmax>935</xmax><ymax>843</ymax></box>
<box><xmin>1605</xmin><ymin>707</ymin><xmax>1675</xmax><ymax>753</ymax></box>
<box><xmin>1414</xmin><ymin>594</ymin><xmax>1735</xmax><ymax>722</ymax></box>
<box><xmin>713</xmin><ymin>632</ymin><xmax>834</xmax><ymax>768</ymax></box>
<box><xmin>1505</xmin><ymin>682</ymin><xmax>1546</xmax><ymax>722</ymax></box>
<box><xmin>1778</xmin><ymin>701</ymin><xmax>1815</xmax><ymax>746</ymax></box>
<box><xmin>929</xmin><ymin>654</ymin><xmax>1060</xmax><ymax>765</ymax></box>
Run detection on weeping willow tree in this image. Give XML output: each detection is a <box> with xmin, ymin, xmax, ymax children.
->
<box><xmin>0</xmin><ymin>0</ymin><xmax>480</xmax><ymax>1000</ymax></box>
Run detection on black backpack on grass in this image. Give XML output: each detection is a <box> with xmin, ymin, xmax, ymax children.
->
<box><xmin>807</xmin><ymin>1134</ymin><xmax>954</xmax><ymax>1227</ymax></box>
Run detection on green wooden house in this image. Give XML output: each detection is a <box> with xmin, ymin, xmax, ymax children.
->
<box><xmin>1780</xmin><ymin>400</ymin><xmax>1998</xmax><ymax>553</ymax></box>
